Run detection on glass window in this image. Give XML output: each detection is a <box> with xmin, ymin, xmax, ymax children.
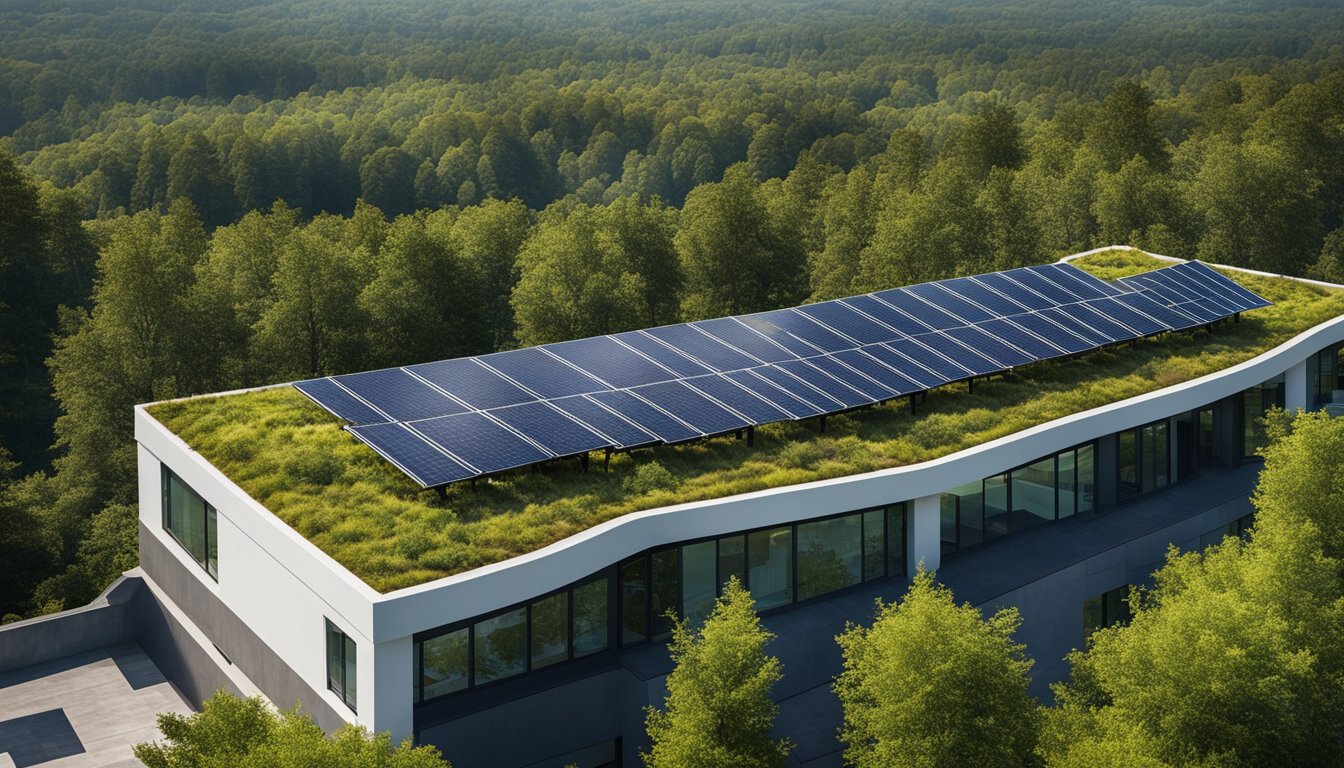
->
<box><xmin>650</xmin><ymin>549</ymin><xmax>679</xmax><ymax>638</ymax></box>
<box><xmin>1143</xmin><ymin>421</ymin><xmax>1168</xmax><ymax>491</ymax></box>
<box><xmin>1077</xmin><ymin>443</ymin><xmax>1094</xmax><ymax>514</ymax></box>
<box><xmin>944</xmin><ymin>480</ymin><xmax>982</xmax><ymax>550</ymax></box>
<box><xmin>747</xmin><ymin>527</ymin><xmax>792</xmax><ymax>610</ymax></box>
<box><xmin>1084</xmin><ymin>585</ymin><xmax>1131</xmax><ymax>639</ymax></box>
<box><xmin>1011</xmin><ymin>456</ymin><xmax>1056</xmax><ymax>529</ymax></box>
<box><xmin>717</xmin><ymin>536</ymin><xmax>745</xmax><ymax>593</ymax></box>
<box><xmin>619</xmin><ymin>557</ymin><xmax>647</xmax><ymax>646</ymax></box>
<box><xmin>1243</xmin><ymin>375</ymin><xmax>1284</xmax><ymax>456</ymax></box>
<box><xmin>1198</xmin><ymin>408</ymin><xmax>1216</xmax><ymax>467</ymax></box>
<box><xmin>1118</xmin><ymin>429</ymin><xmax>1138</xmax><ymax>498</ymax></box>
<box><xmin>886</xmin><ymin>504</ymin><xmax>906</xmax><ymax>578</ymax></box>
<box><xmin>862</xmin><ymin>509</ymin><xmax>885</xmax><ymax>581</ymax></box>
<box><xmin>681</xmin><ymin>541</ymin><xmax>717</xmax><ymax>628</ymax></box>
<box><xmin>572</xmin><ymin>577</ymin><xmax>608</xmax><ymax>657</ymax></box>
<box><xmin>474</xmin><ymin>608</ymin><xmax>526</xmax><ymax>684</ymax></box>
<box><xmin>325</xmin><ymin>620</ymin><xmax>356</xmax><ymax>711</ymax></box>
<box><xmin>796</xmin><ymin>514</ymin><xmax>861</xmax><ymax>601</ymax></box>
<box><xmin>420</xmin><ymin>628</ymin><xmax>468</xmax><ymax>701</ymax></box>
<box><xmin>940</xmin><ymin>493</ymin><xmax>958</xmax><ymax>555</ymax></box>
<box><xmin>530</xmin><ymin>592</ymin><xmax>568</xmax><ymax>670</ymax></box>
<box><xmin>1057</xmin><ymin>449</ymin><xmax>1076</xmax><ymax>519</ymax></box>
<box><xmin>984</xmin><ymin>474</ymin><xmax>1008</xmax><ymax>539</ymax></box>
<box><xmin>162</xmin><ymin>467</ymin><xmax>218</xmax><ymax>579</ymax></box>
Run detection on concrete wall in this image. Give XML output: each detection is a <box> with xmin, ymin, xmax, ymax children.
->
<box><xmin>0</xmin><ymin>577</ymin><xmax>138</xmax><ymax>674</ymax></box>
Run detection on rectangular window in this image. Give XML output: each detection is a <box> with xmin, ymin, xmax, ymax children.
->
<box><xmin>681</xmin><ymin>541</ymin><xmax>717</xmax><ymax>628</ymax></box>
<box><xmin>717</xmin><ymin>535</ymin><xmax>746</xmax><ymax>593</ymax></box>
<box><xmin>1011</xmin><ymin>456</ymin><xmax>1056</xmax><ymax>529</ymax></box>
<box><xmin>1077</xmin><ymin>443</ymin><xmax>1094</xmax><ymax>513</ymax></box>
<box><xmin>650</xmin><ymin>548</ymin><xmax>679</xmax><ymax>638</ymax></box>
<box><xmin>1083</xmin><ymin>585</ymin><xmax>1131</xmax><ymax>639</ymax></box>
<box><xmin>796</xmin><ymin>514</ymin><xmax>861</xmax><ymax>601</ymax></box>
<box><xmin>572</xmin><ymin>577</ymin><xmax>608</xmax><ymax>658</ymax></box>
<box><xmin>747</xmin><ymin>527</ymin><xmax>793</xmax><ymax>610</ymax></box>
<box><xmin>326</xmin><ymin>620</ymin><xmax>356</xmax><ymax>712</ymax></box>
<box><xmin>940</xmin><ymin>493</ymin><xmax>959</xmax><ymax>555</ymax></box>
<box><xmin>619</xmin><ymin>557</ymin><xmax>647</xmax><ymax>646</ymax></box>
<box><xmin>1057</xmin><ymin>449</ymin><xmax>1076</xmax><ymax>519</ymax></box>
<box><xmin>161</xmin><ymin>467</ymin><xmax>218</xmax><ymax>579</ymax></box>
<box><xmin>1243</xmin><ymin>375</ymin><xmax>1285</xmax><ymax>456</ymax></box>
<box><xmin>474</xmin><ymin>608</ymin><xmax>526</xmax><ymax>684</ymax></box>
<box><xmin>1118</xmin><ymin>428</ymin><xmax>1139</xmax><ymax>498</ymax></box>
<box><xmin>862</xmin><ymin>509</ymin><xmax>885</xmax><ymax>581</ymax></box>
<box><xmin>530</xmin><ymin>592</ymin><xmax>568</xmax><ymax>670</ymax></box>
<box><xmin>983</xmin><ymin>474</ymin><xmax>1009</xmax><ymax>540</ymax></box>
<box><xmin>419</xmin><ymin>628</ymin><xmax>468</xmax><ymax>701</ymax></box>
<box><xmin>887</xmin><ymin>504</ymin><xmax>906</xmax><ymax>578</ymax></box>
<box><xmin>1143</xmin><ymin>421</ymin><xmax>1168</xmax><ymax>491</ymax></box>
<box><xmin>1198</xmin><ymin>408</ymin><xmax>1217</xmax><ymax>467</ymax></box>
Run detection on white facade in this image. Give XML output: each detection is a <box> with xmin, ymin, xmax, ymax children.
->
<box><xmin>134</xmin><ymin>255</ymin><xmax>1344</xmax><ymax>742</ymax></box>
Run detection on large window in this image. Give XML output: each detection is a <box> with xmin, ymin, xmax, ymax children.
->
<box><xmin>1243</xmin><ymin>375</ymin><xmax>1285</xmax><ymax>457</ymax></box>
<box><xmin>326</xmin><ymin>620</ymin><xmax>357</xmax><ymax>712</ymax></box>
<box><xmin>1083</xmin><ymin>586</ymin><xmax>1131</xmax><ymax>640</ymax></box>
<box><xmin>1118</xmin><ymin>420</ymin><xmax>1170</xmax><ymax>500</ymax></box>
<box><xmin>161</xmin><ymin>466</ymin><xmax>218</xmax><ymax>579</ymax></box>
<box><xmin>941</xmin><ymin>444</ymin><xmax>1094</xmax><ymax>554</ymax></box>
<box><xmin>1315</xmin><ymin>345</ymin><xmax>1343</xmax><ymax>406</ymax></box>
<box><xmin>796</xmin><ymin>514</ymin><xmax>862</xmax><ymax>601</ymax></box>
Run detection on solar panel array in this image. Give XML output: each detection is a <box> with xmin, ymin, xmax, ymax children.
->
<box><xmin>295</xmin><ymin>260</ymin><xmax>1270</xmax><ymax>488</ymax></box>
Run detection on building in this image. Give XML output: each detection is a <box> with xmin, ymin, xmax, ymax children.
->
<box><xmin>7</xmin><ymin>248</ymin><xmax>1343</xmax><ymax>768</ymax></box>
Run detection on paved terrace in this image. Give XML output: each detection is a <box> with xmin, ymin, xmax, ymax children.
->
<box><xmin>0</xmin><ymin>643</ymin><xmax>190</xmax><ymax>768</ymax></box>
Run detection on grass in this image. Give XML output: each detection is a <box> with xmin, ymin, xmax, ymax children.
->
<box><xmin>148</xmin><ymin>252</ymin><xmax>1344</xmax><ymax>592</ymax></box>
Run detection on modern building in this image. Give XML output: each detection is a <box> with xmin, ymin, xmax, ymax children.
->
<box><xmin>6</xmin><ymin>248</ymin><xmax>1341</xmax><ymax>768</ymax></box>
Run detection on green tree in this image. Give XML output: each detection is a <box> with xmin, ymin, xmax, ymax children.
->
<box><xmin>643</xmin><ymin>578</ymin><xmax>790</xmax><ymax>768</ymax></box>
<box><xmin>1091</xmin><ymin>156</ymin><xmax>1190</xmax><ymax>254</ymax></box>
<box><xmin>953</xmin><ymin>103</ymin><xmax>1025</xmax><ymax>178</ymax></box>
<box><xmin>450</xmin><ymin>199</ymin><xmax>532</xmax><ymax>348</ymax></box>
<box><xmin>858</xmin><ymin>160</ymin><xmax>983</xmax><ymax>289</ymax></box>
<box><xmin>1313</xmin><ymin>226</ymin><xmax>1344</xmax><ymax>284</ymax></box>
<box><xmin>167</xmin><ymin>131</ymin><xmax>237</xmax><ymax>226</ymax></box>
<box><xmin>835</xmin><ymin>569</ymin><xmax>1040</xmax><ymax>768</ymax></box>
<box><xmin>135</xmin><ymin>692</ymin><xmax>450</xmax><ymax>768</ymax></box>
<box><xmin>359</xmin><ymin>147</ymin><xmax>419</xmax><ymax>218</ymax></box>
<box><xmin>1083</xmin><ymin>82</ymin><xmax>1169</xmax><ymax>172</ymax></box>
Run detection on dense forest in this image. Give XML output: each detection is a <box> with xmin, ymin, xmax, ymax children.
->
<box><xmin>3</xmin><ymin>0</ymin><xmax>1344</xmax><ymax>620</ymax></box>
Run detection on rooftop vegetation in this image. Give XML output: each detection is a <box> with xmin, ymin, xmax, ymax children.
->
<box><xmin>147</xmin><ymin>252</ymin><xmax>1344</xmax><ymax>592</ymax></box>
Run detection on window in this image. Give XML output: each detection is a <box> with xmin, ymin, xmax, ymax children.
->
<box><xmin>1083</xmin><ymin>586</ymin><xmax>1131</xmax><ymax>639</ymax></box>
<box><xmin>1077</xmin><ymin>443</ymin><xmax>1094</xmax><ymax>513</ymax></box>
<box><xmin>161</xmin><ymin>466</ymin><xmax>218</xmax><ymax>579</ymax></box>
<box><xmin>796</xmin><ymin>514</ymin><xmax>861</xmax><ymax>601</ymax></box>
<box><xmin>572</xmin><ymin>577</ymin><xmax>609</xmax><ymax>658</ymax></box>
<box><xmin>747</xmin><ymin>527</ymin><xmax>793</xmax><ymax>610</ymax></box>
<box><xmin>418</xmin><ymin>628</ymin><xmax>468</xmax><ymax>700</ymax></box>
<box><xmin>530</xmin><ymin>592</ymin><xmax>568</xmax><ymax>670</ymax></box>
<box><xmin>1315</xmin><ymin>345</ymin><xmax>1343</xmax><ymax>406</ymax></box>
<box><xmin>326</xmin><ymin>620</ymin><xmax>357</xmax><ymax>712</ymax></box>
<box><xmin>474</xmin><ymin>608</ymin><xmax>526</xmax><ymax>684</ymax></box>
<box><xmin>1118</xmin><ymin>420</ymin><xmax>1171</xmax><ymax>500</ymax></box>
<box><xmin>681</xmin><ymin>541</ymin><xmax>717</xmax><ymax>627</ymax></box>
<box><xmin>619</xmin><ymin>557</ymin><xmax>648</xmax><ymax>646</ymax></box>
<box><xmin>717</xmin><ymin>535</ymin><xmax>746</xmax><ymax>592</ymax></box>
<box><xmin>650</xmin><ymin>548</ymin><xmax>678</xmax><ymax>638</ymax></box>
<box><xmin>1243</xmin><ymin>375</ymin><xmax>1284</xmax><ymax>457</ymax></box>
<box><xmin>1010</xmin><ymin>456</ymin><xmax>1056</xmax><ymax>530</ymax></box>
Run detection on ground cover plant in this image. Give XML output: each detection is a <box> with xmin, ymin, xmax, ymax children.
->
<box><xmin>147</xmin><ymin>252</ymin><xmax>1344</xmax><ymax>591</ymax></box>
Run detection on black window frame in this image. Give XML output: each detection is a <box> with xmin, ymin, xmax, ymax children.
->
<box><xmin>326</xmin><ymin>618</ymin><xmax>357</xmax><ymax>713</ymax></box>
<box><xmin>160</xmin><ymin>465</ymin><xmax>218</xmax><ymax>581</ymax></box>
<box><xmin>1116</xmin><ymin>419</ymin><xmax>1172</xmax><ymax>501</ymax></box>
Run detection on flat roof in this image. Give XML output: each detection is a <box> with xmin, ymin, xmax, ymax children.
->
<box><xmin>147</xmin><ymin>251</ymin><xmax>1344</xmax><ymax>592</ymax></box>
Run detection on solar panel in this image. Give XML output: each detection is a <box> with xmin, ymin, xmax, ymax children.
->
<box><xmin>295</xmin><ymin>378</ymin><xmax>388</xmax><ymax>424</ymax></box>
<box><xmin>488</xmin><ymin>400</ymin><xmax>613</xmax><ymax>457</ymax></box>
<box><xmin>335</xmin><ymin>368</ymin><xmax>468</xmax><ymax>422</ymax></box>
<box><xmin>546</xmin><ymin>336</ymin><xmax>679</xmax><ymax>389</ymax></box>
<box><xmin>347</xmin><ymin>422</ymin><xmax>476</xmax><ymax>487</ymax></box>
<box><xmin>407</xmin><ymin>358</ymin><xmax>536</xmax><ymax>410</ymax></box>
<box><xmin>298</xmin><ymin>258</ymin><xmax>1271</xmax><ymax>487</ymax></box>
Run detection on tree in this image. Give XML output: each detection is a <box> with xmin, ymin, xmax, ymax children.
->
<box><xmin>359</xmin><ymin>147</ymin><xmax>419</xmax><ymax>218</ymax></box>
<box><xmin>1252</xmin><ymin>410</ymin><xmax>1344</xmax><ymax>570</ymax></box>
<box><xmin>1313</xmin><ymin>226</ymin><xmax>1344</xmax><ymax>284</ymax></box>
<box><xmin>450</xmin><ymin>199</ymin><xmax>532</xmax><ymax>348</ymax></box>
<box><xmin>953</xmin><ymin>103</ymin><xmax>1025</xmax><ymax>178</ymax></box>
<box><xmin>135</xmin><ymin>692</ymin><xmax>451</xmax><ymax>768</ymax></box>
<box><xmin>1091</xmin><ymin>156</ymin><xmax>1191</xmax><ymax>254</ymax></box>
<box><xmin>857</xmin><ymin>159</ymin><xmax>984</xmax><ymax>289</ymax></box>
<box><xmin>643</xmin><ymin>578</ymin><xmax>790</xmax><ymax>768</ymax></box>
<box><xmin>1083</xmin><ymin>82</ymin><xmax>1169</xmax><ymax>172</ymax></box>
<box><xmin>834</xmin><ymin>569</ymin><xmax>1040</xmax><ymax>768</ymax></box>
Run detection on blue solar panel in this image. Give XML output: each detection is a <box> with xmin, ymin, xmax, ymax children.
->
<box><xmin>1172</xmin><ymin>300</ymin><xmax>1222</xmax><ymax>324</ymax></box>
<box><xmin>774</xmin><ymin>360</ymin><xmax>873</xmax><ymax>408</ymax></box>
<box><xmin>643</xmin><ymin>325</ymin><xmax>761</xmax><ymax>371</ymax></box>
<box><xmin>1009</xmin><ymin>313</ymin><xmax>1092</xmax><ymax>354</ymax></box>
<box><xmin>693</xmin><ymin>317</ymin><xmax>798</xmax><ymax>363</ymax></box>
<box><xmin>941</xmin><ymin>277</ymin><xmax>1030</xmax><ymax>316</ymax></box>
<box><xmin>870</xmin><ymin>289</ymin><xmax>963</xmax><ymax>330</ymax></box>
<box><xmin>1000</xmin><ymin>267</ymin><xmax>1084</xmax><ymax>305</ymax></box>
<box><xmin>861</xmin><ymin>343</ymin><xmax>948</xmax><ymax>389</ymax></box>
<box><xmin>879</xmin><ymin>338</ymin><xmax>973</xmax><ymax>381</ymax></box>
<box><xmin>1085</xmin><ymin>297</ymin><xmax>1168</xmax><ymax>336</ymax></box>
<box><xmin>549</xmin><ymin>395</ymin><xmax>659</xmax><ymax>448</ymax></box>
<box><xmin>904</xmin><ymin>283</ymin><xmax>997</xmax><ymax>323</ymax></box>
<box><xmin>488</xmin><ymin>401</ymin><xmax>612</xmax><ymax>457</ymax></box>
<box><xmin>1114</xmin><ymin>292</ymin><xmax>1202</xmax><ymax>331</ymax></box>
<box><xmin>839</xmin><ymin>294</ymin><xmax>929</xmax><ymax>336</ymax></box>
<box><xmin>751</xmin><ymin>365</ymin><xmax>848</xmax><ymax>412</ymax></box>
<box><xmin>733</xmin><ymin>314</ymin><xmax>826</xmax><ymax>356</ymax></box>
<box><xmin>752</xmin><ymin>309</ymin><xmax>857</xmax><ymax>353</ymax></box>
<box><xmin>546</xmin><ymin>336</ymin><xmax>678</xmax><ymax>389</ymax></box>
<box><xmin>1052</xmin><ymin>303</ymin><xmax>1138</xmax><ymax>343</ymax></box>
<box><xmin>1126</xmin><ymin>274</ymin><xmax>1194</xmax><ymax>305</ymax></box>
<box><xmin>973</xmin><ymin>272</ymin><xmax>1056</xmax><ymax>310</ymax></box>
<box><xmin>684</xmin><ymin>375</ymin><xmax>792</xmax><ymax>425</ymax></box>
<box><xmin>914</xmin><ymin>333</ymin><xmax>1002</xmax><ymax>376</ymax></box>
<box><xmin>805</xmin><ymin>355</ymin><xmax>901</xmax><ymax>401</ymax></box>
<box><xmin>795</xmin><ymin>301</ymin><xmax>901</xmax><ymax>345</ymax></box>
<box><xmin>347</xmin><ymin>422</ymin><xmax>475</xmax><ymax>487</ymax></box>
<box><xmin>295</xmin><ymin>378</ymin><xmax>388</xmax><ymax>424</ymax></box>
<box><xmin>1184</xmin><ymin>262</ymin><xmax>1271</xmax><ymax>310</ymax></box>
<box><xmin>977</xmin><ymin>318</ymin><xmax>1068</xmax><ymax>359</ymax></box>
<box><xmin>944</xmin><ymin>326</ymin><xmax>1036</xmax><ymax>367</ymax></box>
<box><xmin>722</xmin><ymin>369</ymin><xmax>824</xmax><ymax>418</ymax></box>
<box><xmin>1034</xmin><ymin>307</ymin><xmax>1113</xmax><ymax>347</ymax></box>
<box><xmin>478</xmin><ymin>347</ymin><xmax>609</xmax><ymax>399</ymax></box>
<box><xmin>631</xmin><ymin>381</ymin><xmax>753</xmax><ymax>435</ymax></box>
<box><xmin>830</xmin><ymin>349</ymin><xmax>924</xmax><ymax>396</ymax></box>
<box><xmin>411</xmin><ymin>411</ymin><xmax>552</xmax><ymax>474</ymax></box>
<box><xmin>335</xmin><ymin>368</ymin><xmax>468</xmax><ymax>422</ymax></box>
<box><xmin>589</xmin><ymin>389</ymin><xmax>701</xmax><ymax>443</ymax></box>
<box><xmin>1039</xmin><ymin>264</ymin><xmax>1122</xmax><ymax>299</ymax></box>
<box><xmin>611</xmin><ymin>330</ymin><xmax>716</xmax><ymax>377</ymax></box>
<box><xmin>407</xmin><ymin>358</ymin><xmax>536</xmax><ymax>410</ymax></box>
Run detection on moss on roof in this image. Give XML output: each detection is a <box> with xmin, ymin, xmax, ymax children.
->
<box><xmin>148</xmin><ymin>252</ymin><xmax>1344</xmax><ymax>592</ymax></box>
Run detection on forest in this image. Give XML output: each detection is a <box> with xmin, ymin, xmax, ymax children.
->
<box><xmin>2</xmin><ymin>0</ymin><xmax>1344</xmax><ymax>620</ymax></box>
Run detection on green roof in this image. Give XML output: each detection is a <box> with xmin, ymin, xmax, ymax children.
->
<box><xmin>147</xmin><ymin>251</ymin><xmax>1344</xmax><ymax>593</ymax></box>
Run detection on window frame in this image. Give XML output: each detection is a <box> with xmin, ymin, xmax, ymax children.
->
<box><xmin>325</xmin><ymin>618</ymin><xmax>357</xmax><ymax>713</ymax></box>
<box><xmin>160</xmin><ymin>465</ymin><xmax>219</xmax><ymax>581</ymax></box>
